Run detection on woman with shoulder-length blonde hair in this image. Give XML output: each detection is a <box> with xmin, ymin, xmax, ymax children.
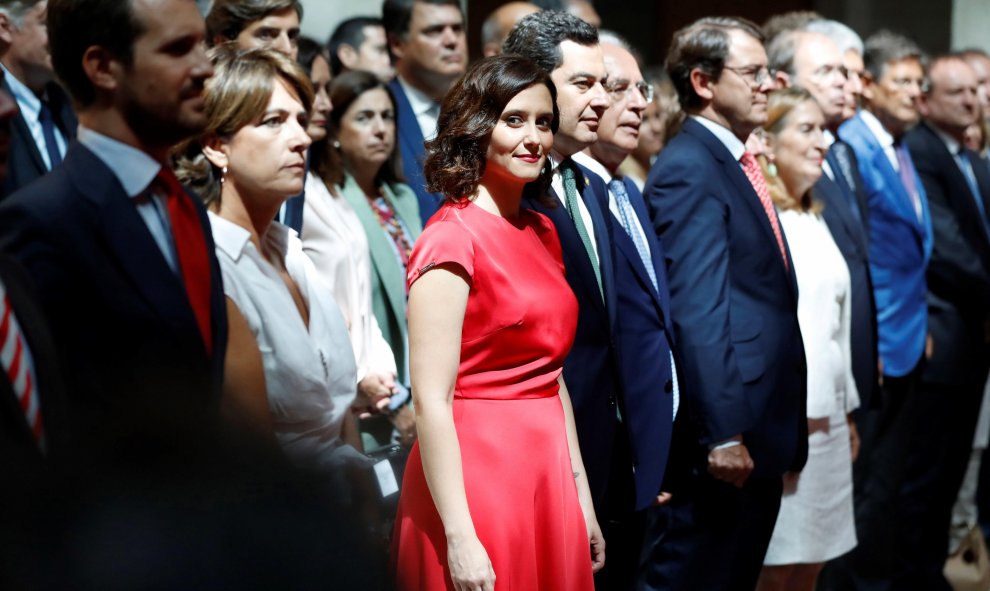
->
<box><xmin>757</xmin><ymin>87</ymin><xmax>861</xmax><ymax>591</ymax></box>
<box><xmin>174</xmin><ymin>46</ymin><xmax>363</xmax><ymax>473</ymax></box>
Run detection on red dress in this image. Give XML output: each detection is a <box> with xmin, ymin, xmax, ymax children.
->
<box><xmin>391</xmin><ymin>201</ymin><xmax>593</xmax><ymax>590</ymax></box>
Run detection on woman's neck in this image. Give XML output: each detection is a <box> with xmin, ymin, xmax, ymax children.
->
<box><xmin>214</xmin><ymin>184</ymin><xmax>281</xmax><ymax>251</ymax></box>
<box><xmin>351</xmin><ymin>161</ymin><xmax>381</xmax><ymax>199</ymax></box>
<box><xmin>475</xmin><ymin>173</ymin><xmax>525</xmax><ymax>218</ymax></box>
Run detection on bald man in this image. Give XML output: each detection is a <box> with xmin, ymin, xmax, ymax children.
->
<box><xmin>480</xmin><ymin>1</ymin><xmax>538</xmax><ymax>57</ymax></box>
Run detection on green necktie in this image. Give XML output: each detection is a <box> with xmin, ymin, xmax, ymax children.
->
<box><xmin>560</xmin><ymin>161</ymin><xmax>603</xmax><ymax>301</ymax></box>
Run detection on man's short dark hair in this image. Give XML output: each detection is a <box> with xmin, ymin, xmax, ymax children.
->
<box><xmin>206</xmin><ymin>0</ymin><xmax>302</xmax><ymax>44</ymax></box>
<box><xmin>47</xmin><ymin>0</ymin><xmax>145</xmax><ymax>107</ymax></box>
<box><xmin>760</xmin><ymin>10</ymin><xmax>821</xmax><ymax>45</ymax></box>
<box><xmin>382</xmin><ymin>0</ymin><xmax>461</xmax><ymax>41</ymax></box>
<box><xmin>863</xmin><ymin>30</ymin><xmax>926</xmax><ymax>81</ymax></box>
<box><xmin>501</xmin><ymin>10</ymin><xmax>598</xmax><ymax>75</ymax></box>
<box><xmin>665</xmin><ymin>16</ymin><xmax>764</xmax><ymax>111</ymax></box>
<box><xmin>328</xmin><ymin>16</ymin><xmax>381</xmax><ymax>76</ymax></box>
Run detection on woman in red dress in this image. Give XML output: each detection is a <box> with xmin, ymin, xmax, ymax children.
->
<box><xmin>390</xmin><ymin>56</ymin><xmax>605</xmax><ymax>590</ymax></box>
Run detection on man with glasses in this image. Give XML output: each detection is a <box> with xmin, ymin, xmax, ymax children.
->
<box><xmin>826</xmin><ymin>30</ymin><xmax>934</xmax><ymax>591</ymax></box>
<box><xmin>641</xmin><ymin>16</ymin><xmax>807</xmax><ymax>591</ymax></box>
<box><xmin>571</xmin><ymin>30</ymin><xmax>679</xmax><ymax>591</ymax></box>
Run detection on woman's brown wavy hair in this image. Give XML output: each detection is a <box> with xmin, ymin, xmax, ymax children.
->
<box><xmin>423</xmin><ymin>55</ymin><xmax>558</xmax><ymax>205</ymax></box>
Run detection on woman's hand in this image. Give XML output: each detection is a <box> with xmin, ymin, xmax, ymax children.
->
<box><xmin>446</xmin><ymin>533</ymin><xmax>496</xmax><ymax>591</ymax></box>
<box><xmin>587</xmin><ymin>516</ymin><xmax>606</xmax><ymax>573</ymax></box>
<box><xmin>847</xmin><ymin>414</ymin><xmax>861</xmax><ymax>462</ymax></box>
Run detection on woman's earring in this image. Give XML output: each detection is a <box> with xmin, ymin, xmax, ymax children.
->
<box><xmin>221</xmin><ymin>166</ymin><xmax>228</xmax><ymax>185</ymax></box>
<box><xmin>766</xmin><ymin>158</ymin><xmax>778</xmax><ymax>177</ymax></box>
<box><xmin>333</xmin><ymin>140</ymin><xmax>341</xmax><ymax>149</ymax></box>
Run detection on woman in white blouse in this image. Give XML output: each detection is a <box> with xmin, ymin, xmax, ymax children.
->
<box><xmin>757</xmin><ymin>87</ymin><xmax>861</xmax><ymax>591</ymax></box>
<box><xmin>174</xmin><ymin>46</ymin><xmax>362</xmax><ymax>472</ymax></box>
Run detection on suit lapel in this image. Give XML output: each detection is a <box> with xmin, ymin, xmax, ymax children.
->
<box><xmin>67</xmin><ymin>145</ymin><xmax>204</xmax><ymax>353</ymax></box>
<box><xmin>815</xmin><ymin>173</ymin><xmax>869</xmax><ymax>256</ymax></box>
<box><xmin>574</xmin><ymin>163</ymin><xmax>617</xmax><ymax>328</ymax></box>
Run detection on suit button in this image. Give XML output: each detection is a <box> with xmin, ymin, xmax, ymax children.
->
<box><xmin>664</xmin><ymin>379</ymin><xmax>673</xmax><ymax>393</ymax></box>
<box><xmin>608</xmin><ymin>394</ymin><xmax>616</xmax><ymax>406</ymax></box>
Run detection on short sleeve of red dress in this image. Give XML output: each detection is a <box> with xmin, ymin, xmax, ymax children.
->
<box><xmin>406</xmin><ymin>219</ymin><xmax>475</xmax><ymax>290</ymax></box>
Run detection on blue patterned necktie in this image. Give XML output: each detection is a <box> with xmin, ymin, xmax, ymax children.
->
<box><xmin>609</xmin><ymin>178</ymin><xmax>658</xmax><ymax>293</ymax></box>
<box><xmin>560</xmin><ymin>161</ymin><xmax>603</xmax><ymax>301</ymax></box>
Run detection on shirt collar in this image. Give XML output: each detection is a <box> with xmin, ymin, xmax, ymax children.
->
<box><xmin>571</xmin><ymin>151</ymin><xmax>614</xmax><ymax>182</ymax></box>
<box><xmin>931</xmin><ymin>124</ymin><xmax>962</xmax><ymax>155</ymax></box>
<box><xmin>859</xmin><ymin>109</ymin><xmax>896</xmax><ymax>150</ymax></box>
<box><xmin>823</xmin><ymin>129</ymin><xmax>836</xmax><ymax>149</ymax></box>
<box><xmin>691</xmin><ymin>114</ymin><xmax>746</xmax><ymax>161</ymax></box>
<box><xmin>396</xmin><ymin>75</ymin><xmax>437</xmax><ymax>118</ymax></box>
<box><xmin>209</xmin><ymin>210</ymin><xmax>291</xmax><ymax>264</ymax></box>
<box><xmin>1</xmin><ymin>62</ymin><xmax>40</xmax><ymax>122</ymax></box>
<box><xmin>76</xmin><ymin>126</ymin><xmax>162</xmax><ymax>198</ymax></box>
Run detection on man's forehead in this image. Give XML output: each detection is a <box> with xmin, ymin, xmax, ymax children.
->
<box><xmin>796</xmin><ymin>33</ymin><xmax>842</xmax><ymax>65</ymax></box>
<box><xmin>411</xmin><ymin>3</ymin><xmax>463</xmax><ymax>27</ymax></box>
<box><xmin>602</xmin><ymin>46</ymin><xmax>642</xmax><ymax>81</ymax></box>
<box><xmin>726</xmin><ymin>29</ymin><xmax>767</xmax><ymax>65</ymax></box>
<box><xmin>557</xmin><ymin>40</ymin><xmax>605</xmax><ymax>75</ymax></box>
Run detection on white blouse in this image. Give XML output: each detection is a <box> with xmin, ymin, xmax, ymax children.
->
<box><xmin>209</xmin><ymin>212</ymin><xmax>359</xmax><ymax>471</ymax></box>
<box><xmin>779</xmin><ymin>209</ymin><xmax>860</xmax><ymax>418</ymax></box>
<box><xmin>300</xmin><ymin>172</ymin><xmax>397</xmax><ymax>381</ymax></box>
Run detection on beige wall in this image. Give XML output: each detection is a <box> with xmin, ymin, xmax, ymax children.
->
<box><xmin>300</xmin><ymin>0</ymin><xmax>385</xmax><ymax>43</ymax></box>
<box><xmin>952</xmin><ymin>0</ymin><xmax>990</xmax><ymax>53</ymax></box>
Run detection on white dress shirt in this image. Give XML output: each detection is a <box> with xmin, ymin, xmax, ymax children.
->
<box><xmin>210</xmin><ymin>212</ymin><xmax>361</xmax><ymax>472</ymax></box>
<box><xmin>396</xmin><ymin>75</ymin><xmax>440</xmax><ymax>142</ymax></box>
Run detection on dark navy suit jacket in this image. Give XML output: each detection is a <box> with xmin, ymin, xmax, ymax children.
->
<box><xmin>905</xmin><ymin>121</ymin><xmax>990</xmax><ymax>386</ymax></box>
<box><xmin>644</xmin><ymin>117</ymin><xmax>808</xmax><ymax>478</ymax></box>
<box><xmin>388</xmin><ymin>78</ymin><xmax>442</xmax><ymax>224</ymax></box>
<box><xmin>1</xmin><ymin>80</ymin><xmax>77</xmax><ymax>200</ymax></box>
<box><xmin>814</xmin><ymin>147</ymin><xmax>880</xmax><ymax>409</ymax></box>
<box><xmin>606</xmin><ymin>174</ymin><xmax>677</xmax><ymax>510</ymax></box>
<box><xmin>0</xmin><ymin>143</ymin><xmax>227</xmax><ymax>464</ymax></box>
<box><xmin>524</xmin><ymin>160</ymin><xmax>619</xmax><ymax>513</ymax></box>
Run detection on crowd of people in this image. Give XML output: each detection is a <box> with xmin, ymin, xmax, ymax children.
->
<box><xmin>0</xmin><ymin>0</ymin><xmax>988</xmax><ymax>590</ymax></box>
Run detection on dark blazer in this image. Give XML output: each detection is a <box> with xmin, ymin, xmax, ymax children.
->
<box><xmin>608</xmin><ymin>175</ymin><xmax>677</xmax><ymax>510</ymax></box>
<box><xmin>814</xmin><ymin>153</ymin><xmax>880</xmax><ymax>409</ymax></box>
<box><xmin>388</xmin><ymin>78</ymin><xmax>442</xmax><ymax>224</ymax></box>
<box><xmin>524</xmin><ymin>161</ymin><xmax>620</xmax><ymax>512</ymax></box>
<box><xmin>0</xmin><ymin>143</ymin><xmax>227</xmax><ymax>466</ymax></box>
<box><xmin>644</xmin><ymin>117</ymin><xmax>808</xmax><ymax>478</ymax></box>
<box><xmin>1</xmin><ymin>80</ymin><xmax>76</xmax><ymax>200</ymax></box>
<box><xmin>905</xmin><ymin>121</ymin><xmax>990</xmax><ymax>386</ymax></box>
<box><xmin>0</xmin><ymin>255</ymin><xmax>67</xmax><ymax>473</ymax></box>
<box><xmin>839</xmin><ymin>113</ymin><xmax>933</xmax><ymax>378</ymax></box>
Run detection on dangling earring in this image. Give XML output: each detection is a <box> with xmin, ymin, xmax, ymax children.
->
<box><xmin>767</xmin><ymin>161</ymin><xmax>778</xmax><ymax>177</ymax></box>
<box><xmin>220</xmin><ymin>166</ymin><xmax>228</xmax><ymax>185</ymax></box>
<box><xmin>333</xmin><ymin>140</ymin><xmax>341</xmax><ymax>149</ymax></box>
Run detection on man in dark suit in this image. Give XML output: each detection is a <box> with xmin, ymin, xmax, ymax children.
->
<box><xmin>502</xmin><ymin>10</ymin><xmax>622</xmax><ymax>518</ymax></box>
<box><xmin>769</xmin><ymin>28</ymin><xmax>880</xmax><ymax>411</ymax></box>
<box><xmin>572</xmin><ymin>32</ymin><xmax>679</xmax><ymax>590</ymax></box>
<box><xmin>828</xmin><ymin>30</ymin><xmax>934</xmax><ymax>591</ymax></box>
<box><xmin>640</xmin><ymin>17</ymin><xmax>808</xmax><ymax>591</ymax></box>
<box><xmin>0</xmin><ymin>0</ymin><xmax>225</xmax><ymax>470</ymax></box>
<box><xmin>382</xmin><ymin>0</ymin><xmax>466</xmax><ymax>223</ymax></box>
<box><xmin>0</xmin><ymin>0</ymin><xmax>77</xmax><ymax>198</ymax></box>
<box><xmin>898</xmin><ymin>54</ymin><xmax>990</xmax><ymax>591</ymax></box>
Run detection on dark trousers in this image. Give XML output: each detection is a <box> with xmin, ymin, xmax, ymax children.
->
<box><xmin>596</xmin><ymin>421</ymin><xmax>649</xmax><ymax>591</ymax></box>
<box><xmin>820</xmin><ymin>362</ymin><xmax>928</xmax><ymax>591</ymax></box>
<box><xmin>636</xmin><ymin>471</ymin><xmax>783</xmax><ymax>591</ymax></box>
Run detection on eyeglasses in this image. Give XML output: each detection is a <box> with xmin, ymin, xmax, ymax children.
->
<box><xmin>723</xmin><ymin>65</ymin><xmax>771</xmax><ymax>86</ymax></box>
<box><xmin>605</xmin><ymin>80</ymin><xmax>655</xmax><ymax>103</ymax></box>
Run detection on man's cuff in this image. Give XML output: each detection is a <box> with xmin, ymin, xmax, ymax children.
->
<box><xmin>710</xmin><ymin>435</ymin><xmax>743</xmax><ymax>451</ymax></box>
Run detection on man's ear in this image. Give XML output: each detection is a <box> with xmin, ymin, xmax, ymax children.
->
<box><xmin>202</xmin><ymin>136</ymin><xmax>229</xmax><ymax>170</ymax></box>
<box><xmin>387</xmin><ymin>33</ymin><xmax>405</xmax><ymax>63</ymax></box>
<box><xmin>860</xmin><ymin>72</ymin><xmax>876</xmax><ymax>103</ymax></box>
<box><xmin>0</xmin><ymin>13</ymin><xmax>17</xmax><ymax>46</ymax></box>
<box><xmin>689</xmin><ymin>67</ymin><xmax>715</xmax><ymax>102</ymax></box>
<box><xmin>81</xmin><ymin>46</ymin><xmax>120</xmax><ymax>94</ymax></box>
<box><xmin>775</xmin><ymin>70</ymin><xmax>791</xmax><ymax>89</ymax></box>
<box><xmin>338</xmin><ymin>44</ymin><xmax>358</xmax><ymax>69</ymax></box>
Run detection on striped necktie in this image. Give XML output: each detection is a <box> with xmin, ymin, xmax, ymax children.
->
<box><xmin>560</xmin><ymin>160</ymin><xmax>603</xmax><ymax>301</ymax></box>
<box><xmin>0</xmin><ymin>284</ymin><xmax>44</xmax><ymax>450</ymax></box>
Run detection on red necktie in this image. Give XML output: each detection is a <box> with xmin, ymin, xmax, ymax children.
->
<box><xmin>740</xmin><ymin>151</ymin><xmax>789</xmax><ymax>270</ymax></box>
<box><xmin>156</xmin><ymin>168</ymin><xmax>213</xmax><ymax>356</ymax></box>
<box><xmin>0</xmin><ymin>289</ymin><xmax>44</xmax><ymax>449</ymax></box>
